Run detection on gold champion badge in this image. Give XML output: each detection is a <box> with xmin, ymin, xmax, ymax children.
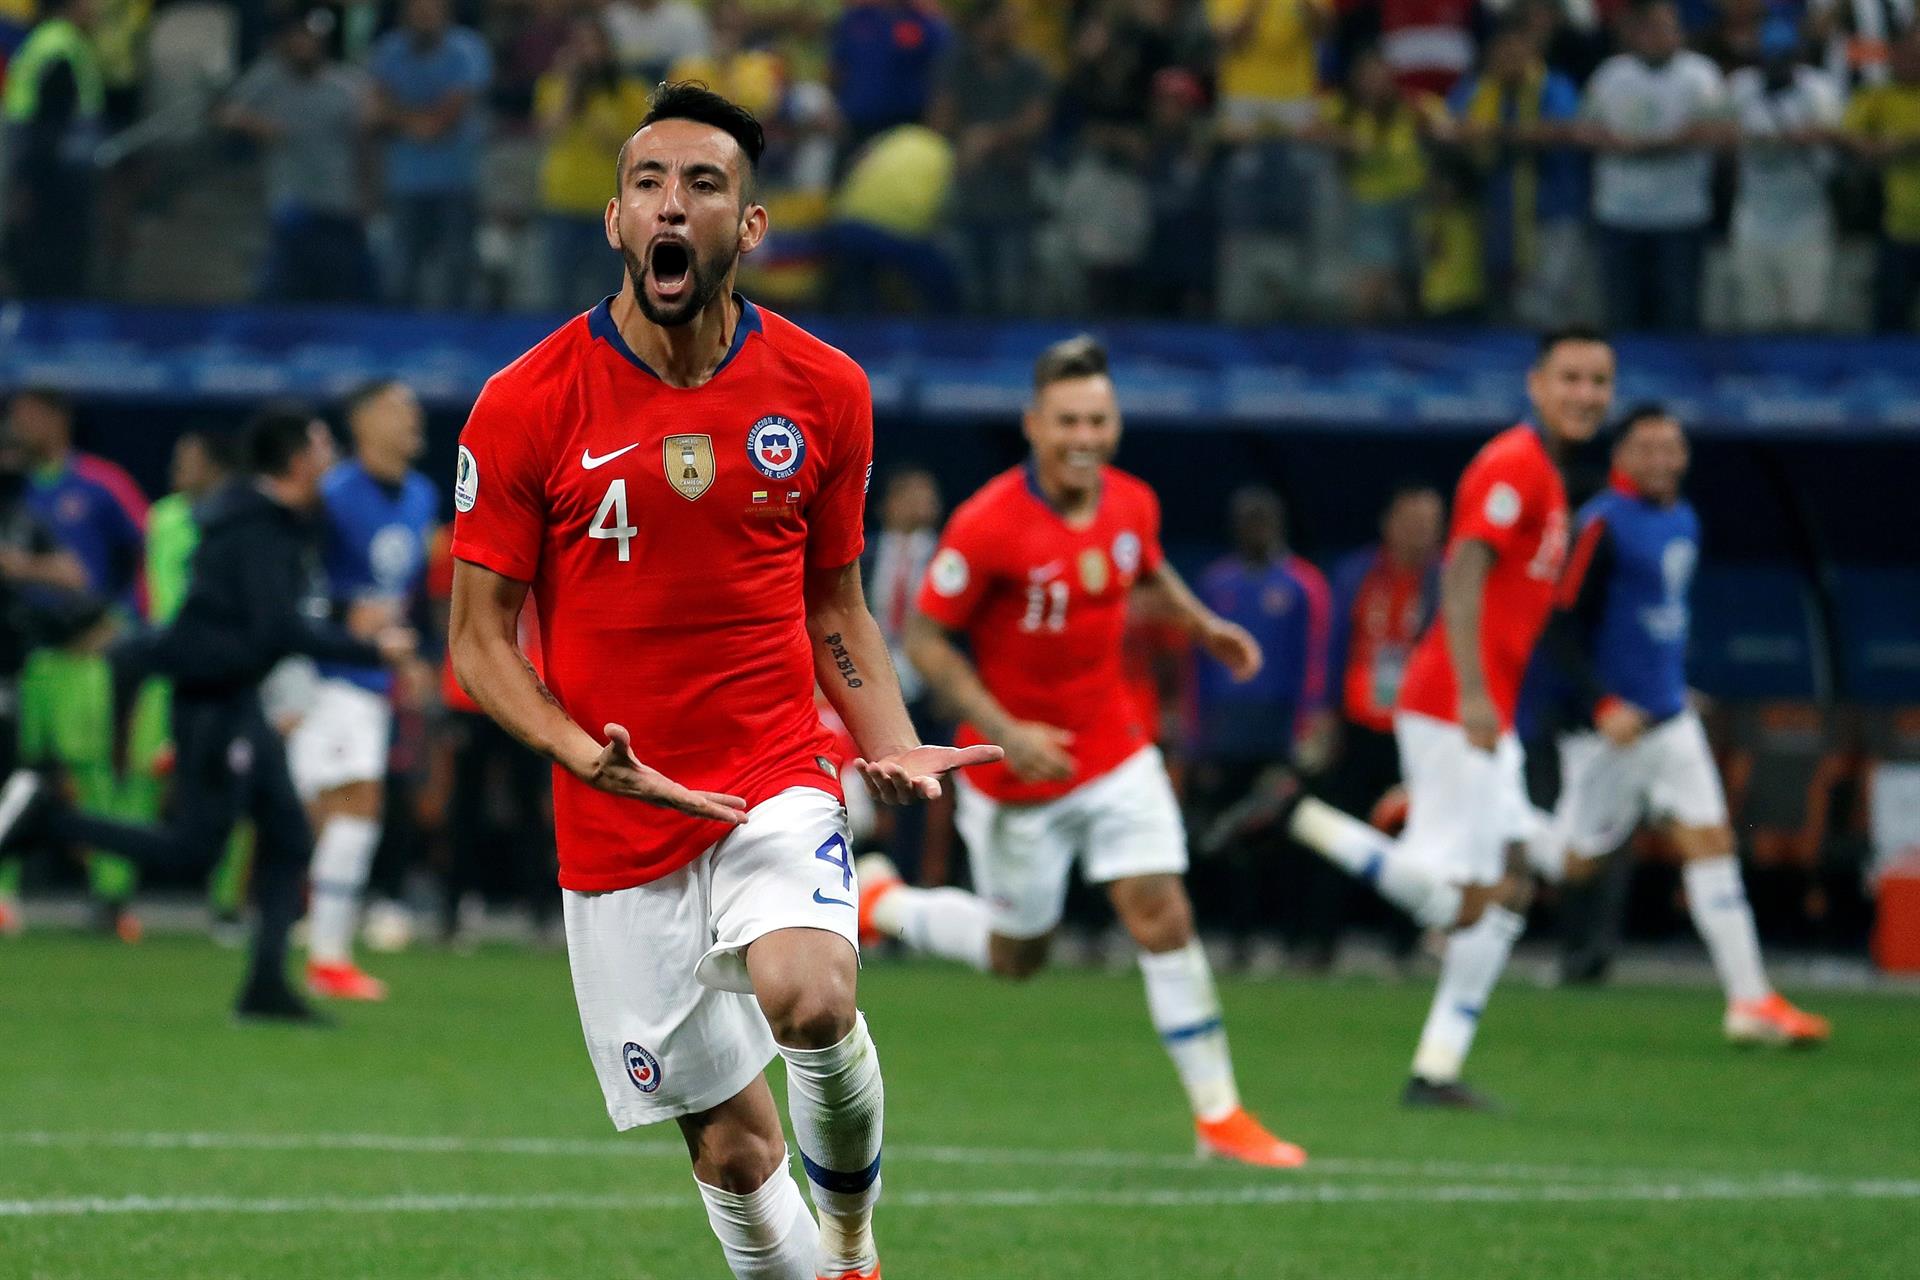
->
<box><xmin>1078</xmin><ymin>547</ymin><xmax>1109</xmax><ymax>593</ymax></box>
<box><xmin>664</xmin><ymin>434</ymin><xmax>715</xmax><ymax>500</ymax></box>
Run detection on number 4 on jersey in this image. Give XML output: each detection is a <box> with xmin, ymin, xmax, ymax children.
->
<box><xmin>590</xmin><ymin>478</ymin><xmax>637</xmax><ymax>561</ymax></box>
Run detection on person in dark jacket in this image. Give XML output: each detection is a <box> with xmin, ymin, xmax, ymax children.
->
<box><xmin>0</xmin><ymin>408</ymin><xmax>419</xmax><ymax>1020</ymax></box>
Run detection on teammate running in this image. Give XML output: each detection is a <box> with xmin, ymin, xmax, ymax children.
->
<box><xmin>858</xmin><ymin>335</ymin><xmax>1308</xmax><ymax>1169</ymax></box>
<box><xmin>448</xmin><ymin>85</ymin><xmax>997</xmax><ymax>1280</ymax></box>
<box><xmin>1538</xmin><ymin>405</ymin><xmax>1828</xmax><ymax>1046</ymax></box>
<box><xmin>290</xmin><ymin>379</ymin><xmax>436</xmax><ymax>1001</ymax></box>
<box><xmin>1277</xmin><ymin>327</ymin><xmax>1612</xmax><ymax>1109</ymax></box>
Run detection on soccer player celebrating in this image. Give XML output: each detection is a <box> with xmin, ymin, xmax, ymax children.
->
<box><xmin>447</xmin><ymin>85</ymin><xmax>996</xmax><ymax>1280</ymax></box>
<box><xmin>1277</xmin><ymin>327</ymin><xmax>1612</xmax><ymax>1109</ymax></box>
<box><xmin>858</xmin><ymin>335</ymin><xmax>1308</xmax><ymax>1169</ymax></box>
<box><xmin>291</xmin><ymin>379</ymin><xmax>438</xmax><ymax>1001</ymax></box>
<box><xmin>1539</xmin><ymin>405</ymin><xmax>1828</xmax><ymax>1046</ymax></box>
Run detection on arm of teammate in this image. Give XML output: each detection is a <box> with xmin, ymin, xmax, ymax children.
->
<box><xmin>1438</xmin><ymin>539</ymin><xmax>1501</xmax><ymax>751</ymax></box>
<box><xmin>805</xmin><ymin>560</ymin><xmax>1002</xmax><ymax>804</ymax></box>
<box><xmin>1135</xmin><ymin>559</ymin><xmax>1264</xmax><ymax>682</ymax></box>
<box><xmin>1542</xmin><ymin>518</ymin><xmax>1645</xmax><ymax>746</ymax></box>
<box><xmin>447</xmin><ymin>559</ymin><xmax>747</xmax><ymax>824</ymax></box>
<box><xmin>903</xmin><ymin>611</ymin><xmax>1074</xmax><ymax>786</ymax></box>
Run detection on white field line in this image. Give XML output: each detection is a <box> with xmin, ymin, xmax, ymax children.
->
<box><xmin>0</xmin><ymin>1131</ymin><xmax>1736</xmax><ymax>1184</ymax></box>
<box><xmin>5</xmin><ymin>1178</ymin><xmax>1920</xmax><ymax>1218</ymax></box>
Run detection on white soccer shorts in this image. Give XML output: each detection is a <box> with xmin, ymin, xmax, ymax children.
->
<box><xmin>953</xmin><ymin>744</ymin><xmax>1188</xmax><ymax>940</ymax></box>
<box><xmin>564</xmin><ymin>786</ymin><xmax>860</xmax><ymax>1130</ymax></box>
<box><xmin>286</xmin><ymin>677</ymin><xmax>393</xmax><ymax>800</ymax></box>
<box><xmin>1556</xmin><ymin>709</ymin><xmax>1729</xmax><ymax>858</ymax></box>
<box><xmin>1394</xmin><ymin>711</ymin><xmax>1535</xmax><ymax>886</ymax></box>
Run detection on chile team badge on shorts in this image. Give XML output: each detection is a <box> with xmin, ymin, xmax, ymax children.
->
<box><xmin>746</xmin><ymin>416</ymin><xmax>806</xmax><ymax>481</ymax></box>
<box><xmin>623</xmin><ymin>1041</ymin><xmax>662</xmax><ymax>1093</ymax></box>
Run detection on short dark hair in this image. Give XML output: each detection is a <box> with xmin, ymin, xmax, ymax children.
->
<box><xmin>1612</xmin><ymin>401</ymin><xmax>1681</xmax><ymax>447</ymax></box>
<box><xmin>1386</xmin><ymin>479</ymin><xmax>1442</xmax><ymax>510</ymax></box>
<box><xmin>179</xmin><ymin>428</ymin><xmax>239</xmax><ymax>474</ymax></box>
<box><xmin>1032</xmin><ymin>334</ymin><xmax>1109</xmax><ymax>392</ymax></box>
<box><xmin>12</xmin><ymin>386</ymin><xmax>73</xmax><ymax>418</ymax></box>
<box><xmin>243</xmin><ymin>406</ymin><xmax>322</xmax><ymax>477</ymax></box>
<box><xmin>343</xmin><ymin>377</ymin><xmax>405</xmax><ymax>423</ymax></box>
<box><xmin>619</xmin><ymin>81</ymin><xmax>766</xmax><ymax>187</ymax></box>
<box><xmin>1534</xmin><ymin>324</ymin><xmax>1610</xmax><ymax>365</ymax></box>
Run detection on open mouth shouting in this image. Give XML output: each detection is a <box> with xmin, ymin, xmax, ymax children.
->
<box><xmin>647</xmin><ymin>237</ymin><xmax>694</xmax><ymax>305</ymax></box>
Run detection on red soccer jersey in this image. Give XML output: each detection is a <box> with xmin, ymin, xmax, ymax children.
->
<box><xmin>1398</xmin><ymin>424</ymin><xmax>1569</xmax><ymax>729</ymax></box>
<box><xmin>916</xmin><ymin>465</ymin><xmax>1166</xmax><ymax>804</ymax></box>
<box><xmin>450</xmin><ymin>297</ymin><xmax>868</xmax><ymax>891</ymax></box>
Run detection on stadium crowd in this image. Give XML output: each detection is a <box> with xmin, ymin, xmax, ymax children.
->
<box><xmin>4</xmin><ymin>0</ymin><xmax>1920</xmax><ymax>330</ymax></box>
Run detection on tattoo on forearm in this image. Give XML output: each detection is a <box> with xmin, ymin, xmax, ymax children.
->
<box><xmin>521</xmin><ymin>653</ymin><xmax>562</xmax><ymax>709</ymax></box>
<box><xmin>823</xmin><ymin>632</ymin><xmax>864</xmax><ymax>688</ymax></box>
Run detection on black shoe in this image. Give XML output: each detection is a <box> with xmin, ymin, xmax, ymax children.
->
<box><xmin>234</xmin><ymin>981</ymin><xmax>333</xmax><ymax>1026</ymax></box>
<box><xmin>1559</xmin><ymin>952</ymin><xmax>1614</xmax><ymax>987</ymax></box>
<box><xmin>1402</xmin><ymin>1076</ymin><xmax>1501</xmax><ymax>1112</ymax></box>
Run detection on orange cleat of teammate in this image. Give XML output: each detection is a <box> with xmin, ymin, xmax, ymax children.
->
<box><xmin>306</xmin><ymin>960</ymin><xmax>388</xmax><ymax>1001</ymax></box>
<box><xmin>817</xmin><ymin>1266</ymin><xmax>880</xmax><ymax>1280</ymax></box>
<box><xmin>1196</xmin><ymin>1107</ymin><xmax>1309</xmax><ymax>1169</ymax></box>
<box><xmin>855</xmin><ymin>853</ymin><xmax>904</xmax><ymax>948</ymax></box>
<box><xmin>1725</xmin><ymin>993</ymin><xmax>1829</xmax><ymax>1047</ymax></box>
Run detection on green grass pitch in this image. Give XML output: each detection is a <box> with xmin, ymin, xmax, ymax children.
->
<box><xmin>4</xmin><ymin>935</ymin><xmax>1917</xmax><ymax>1279</ymax></box>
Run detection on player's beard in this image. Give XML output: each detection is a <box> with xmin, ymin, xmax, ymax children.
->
<box><xmin>623</xmin><ymin>236</ymin><xmax>737</xmax><ymax>328</ymax></box>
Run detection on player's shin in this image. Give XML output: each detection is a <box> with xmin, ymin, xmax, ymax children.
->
<box><xmin>306</xmin><ymin>815</ymin><xmax>380</xmax><ymax>964</ymax></box>
<box><xmin>1682</xmin><ymin>854</ymin><xmax>1769</xmax><ymax>1004</ymax></box>
<box><xmin>875</xmin><ymin>885</ymin><xmax>991</xmax><ymax>971</ymax></box>
<box><xmin>778</xmin><ymin>1013</ymin><xmax>884</xmax><ymax>1273</ymax></box>
<box><xmin>696</xmin><ymin>1158</ymin><xmax>821</xmax><ymax>1280</ymax></box>
<box><xmin>1139</xmin><ymin>941</ymin><xmax>1239</xmax><ymax>1121</ymax></box>
<box><xmin>1288</xmin><ymin>796</ymin><xmax>1463</xmax><ymax>928</ymax></box>
<box><xmin>1410</xmin><ymin>904</ymin><xmax>1526</xmax><ymax>1083</ymax></box>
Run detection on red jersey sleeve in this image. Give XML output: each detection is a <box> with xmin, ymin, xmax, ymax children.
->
<box><xmin>805</xmin><ymin>366</ymin><xmax>874</xmax><ymax>570</ymax></box>
<box><xmin>1451</xmin><ymin>447</ymin><xmax>1543</xmax><ymax>561</ymax></box>
<box><xmin>450</xmin><ymin>375</ymin><xmax>549</xmax><ymax>583</ymax></box>
<box><xmin>915</xmin><ymin>500</ymin><xmax>997</xmax><ymax>632</ymax></box>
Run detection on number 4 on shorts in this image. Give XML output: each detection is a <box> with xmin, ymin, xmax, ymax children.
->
<box><xmin>814</xmin><ymin>833</ymin><xmax>854</xmax><ymax>892</ymax></box>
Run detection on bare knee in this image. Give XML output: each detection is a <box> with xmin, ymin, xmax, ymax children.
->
<box><xmin>988</xmin><ymin>932</ymin><xmax>1051</xmax><ymax>980</ymax></box>
<box><xmin>1109</xmin><ymin>875</ymin><xmax>1194</xmax><ymax>954</ymax></box>
<box><xmin>760</xmin><ymin>970</ymin><xmax>856</xmax><ymax>1049</ymax></box>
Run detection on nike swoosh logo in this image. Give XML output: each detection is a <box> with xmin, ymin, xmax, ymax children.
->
<box><xmin>812</xmin><ymin>889</ymin><xmax>852</xmax><ymax>908</ymax></box>
<box><xmin>581</xmin><ymin>443</ymin><xmax>639</xmax><ymax>470</ymax></box>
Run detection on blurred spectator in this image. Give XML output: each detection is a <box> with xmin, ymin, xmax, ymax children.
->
<box><xmin>7</xmin><ymin>388</ymin><xmax>146</xmax><ymax>604</ymax></box>
<box><xmin>1728</xmin><ymin>22</ymin><xmax>1844</xmax><ymax>331</ymax></box>
<box><xmin>3</xmin><ymin>0</ymin><xmax>104</xmax><ymax>299</ymax></box>
<box><xmin>928</xmin><ymin>0</ymin><xmax>1052</xmax><ymax>315</ymax></box>
<box><xmin>1343</xmin><ymin>0</ymin><xmax>1477</xmax><ymax>96</ymax></box>
<box><xmin>219</xmin><ymin>8</ymin><xmax>381</xmax><ymax>306</ymax></box>
<box><xmin>1582</xmin><ymin>0</ymin><xmax>1733</xmax><ymax>332</ymax></box>
<box><xmin>1448</xmin><ymin>16</ymin><xmax>1589</xmax><ymax>326</ymax></box>
<box><xmin>865</xmin><ymin>466</ymin><xmax>946</xmax><ymax>882</ymax></box>
<box><xmin>1063</xmin><ymin>0</ymin><xmax>1205</xmax><ymax>146</ymax></box>
<box><xmin>668</xmin><ymin>0</ymin><xmax>786</xmax><ymax>112</ymax></box>
<box><xmin>1301</xmin><ymin>46</ymin><xmax>1449</xmax><ymax>322</ymax></box>
<box><xmin>1141</xmin><ymin>67</ymin><xmax>1222</xmax><ymax>316</ymax></box>
<box><xmin>533</xmin><ymin>13</ymin><xmax>647</xmax><ymax>309</ymax></box>
<box><xmin>602</xmin><ymin>0</ymin><xmax>712</xmax><ymax>78</ymax></box>
<box><xmin>831</xmin><ymin>0</ymin><xmax>950</xmax><ymax>153</ymax></box>
<box><xmin>825</xmin><ymin>123</ymin><xmax>959</xmax><ymax>312</ymax></box>
<box><xmin>370</xmin><ymin>0</ymin><xmax>493</xmax><ymax>310</ymax></box>
<box><xmin>1418</xmin><ymin>156</ymin><xmax>1485</xmax><ymax>319</ymax></box>
<box><xmin>490</xmin><ymin>0</ymin><xmax>575</xmax><ymax>120</ymax></box>
<box><xmin>1844</xmin><ymin>26</ymin><xmax>1920</xmax><ymax>332</ymax></box>
<box><xmin>1210</xmin><ymin>0</ymin><xmax>1329</xmax><ymax>322</ymax></box>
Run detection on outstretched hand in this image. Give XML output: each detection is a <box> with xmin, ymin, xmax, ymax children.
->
<box><xmin>570</xmin><ymin>723</ymin><xmax>751</xmax><ymax>825</ymax></box>
<box><xmin>852</xmin><ymin>743</ymin><xmax>1006</xmax><ymax>804</ymax></box>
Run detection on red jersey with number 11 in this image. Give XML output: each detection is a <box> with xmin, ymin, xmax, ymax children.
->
<box><xmin>451</xmin><ymin>297</ymin><xmax>870</xmax><ymax>892</ymax></box>
<box><xmin>1398</xmin><ymin>424</ymin><xmax>1569</xmax><ymax>729</ymax></box>
<box><xmin>916</xmin><ymin>464</ymin><xmax>1166</xmax><ymax>805</ymax></box>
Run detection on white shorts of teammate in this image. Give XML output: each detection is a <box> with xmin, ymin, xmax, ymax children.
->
<box><xmin>1394</xmin><ymin>711</ymin><xmax>1537</xmax><ymax>886</ymax></box>
<box><xmin>286</xmin><ymin>677</ymin><xmax>393</xmax><ymax>802</ymax></box>
<box><xmin>564</xmin><ymin>786</ymin><xmax>860</xmax><ymax>1130</ymax></box>
<box><xmin>1556</xmin><ymin>709</ymin><xmax>1728</xmax><ymax>858</ymax></box>
<box><xmin>953</xmin><ymin>744</ymin><xmax>1187</xmax><ymax>940</ymax></box>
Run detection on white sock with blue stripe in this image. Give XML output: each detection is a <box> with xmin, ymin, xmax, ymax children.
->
<box><xmin>1139</xmin><ymin>941</ymin><xmax>1239</xmax><ymax>1122</ymax></box>
<box><xmin>1411</xmin><ymin>905</ymin><xmax>1526</xmax><ymax>1083</ymax></box>
<box><xmin>696</xmin><ymin>1154</ymin><xmax>819</xmax><ymax>1280</ymax></box>
<box><xmin>778</xmin><ymin>1013</ymin><xmax>883</xmax><ymax>1273</ymax></box>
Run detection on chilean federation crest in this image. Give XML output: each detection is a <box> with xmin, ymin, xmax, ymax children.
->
<box><xmin>623</xmin><ymin>1041</ymin><xmax>662</xmax><ymax>1093</ymax></box>
<box><xmin>746</xmin><ymin>415</ymin><xmax>806</xmax><ymax>481</ymax></box>
<box><xmin>664</xmin><ymin>434</ymin><xmax>715</xmax><ymax>501</ymax></box>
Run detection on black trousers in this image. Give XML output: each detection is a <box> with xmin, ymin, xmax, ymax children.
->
<box><xmin>52</xmin><ymin>689</ymin><xmax>312</xmax><ymax>994</ymax></box>
<box><xmin>442</xmin><ymin>711</ymin><xmax>554</xmax><ymax>934</ymax></box>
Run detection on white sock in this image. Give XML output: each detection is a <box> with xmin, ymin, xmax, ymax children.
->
<box><xmin>1522</xmin><ymin>804</ymin><xmax>1567</xmax><ymax>883</ymax></box>
<box><xmin>872</xmin><ymin>885</ymin><xmax>991</xmax><ymax>971</ymax></box>
<box><xmin>1683</xmin><ymin>855</ymin><xmax>1770</xmax><ymax>1004</ymax></box>
<box><xmin>778</xmin><ymin>1014</ymin><xmax>884</xmax><ymax>1273</ymax></box>
<box><xmin>696</xmin><ymin>1156</ymin><xmax>819</xmax><ymax>1280</ymax></box>
<box><xmin>1289</xmin><ymin>796</ymin><xmax>1463</xmax><ymax>929</ymax></box>
<box><xmin>306</xmin><ymin>815</ymin><xmax>380</xmax><ymax>965</ymax></box>
<box><xmin>1138</xmin><ymin>941</ymin><xmax>1240</xmax><ymax>1122</ymax></box>
<box><xmin>1411</xmin><ymin>905</ymin><xmax>1525</xmax><ymax>1083</ymax></box>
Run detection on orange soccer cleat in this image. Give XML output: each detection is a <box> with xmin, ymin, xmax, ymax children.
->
<box><xmin>306</xmin><ymin>961</ymin><xmax>389</xmax><ymax>1002</ymax></box>
<box><xmin>0</xmin><ymin>893</ymin><xmax>20</xmax><ymax>937</ymax></box>
<box><xmin>1725</xmin><ymin>993</ymin><xmax>1830</xmax><ymax>1047</ymax></box>
<box><xmin>817</xmin><ymin>1265</ymin><xmax>880</xmax><ymax>1280</ymax></box>
<box><xmin>854</xmin><ymin>854</ymin><xmax>904</xmax><ymax>948</ymax></box>
<box><xmin>1195</xmin><ymin>1107</ymin><xmax>1308</xmax><ymax>1168</ymax></box>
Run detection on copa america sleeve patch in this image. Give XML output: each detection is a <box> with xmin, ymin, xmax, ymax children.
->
<box><xmin>929</xmin><ymin>547</ymin><xmax>969</xmax><ymax>597</ymax></box>
<box><xmin>1483</xmin><ymin>481</ymin><xmax>1521</xmax><ymax>529</ymax></box>
<box><xmin>454</xmin><ymin>445</ymin><xmax>478</xmax><ymax>512</ymax></box>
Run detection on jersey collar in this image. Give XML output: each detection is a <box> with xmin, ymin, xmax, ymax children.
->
<box><xmin>1021</xmin><ymin>460</ymin><xmax>1105</xmax><ymax>524</ymax></box>
<box><xmin>588</xmin><ymin>293</ymin><xmax>763</xmax><ymax>384</ymax></box>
